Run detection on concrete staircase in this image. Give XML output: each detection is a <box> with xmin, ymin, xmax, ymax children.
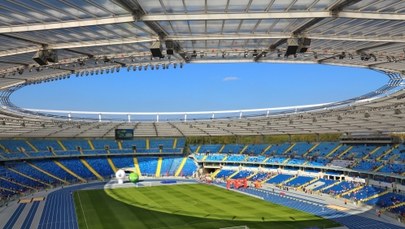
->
<box><xmin>7</xmin><ymin>167</ymin><xmax>52</xmax><ymax>188</ymax></box>
<box><xmin>210</xmin><ymin>168</ymin><xmax>221</xmax><ymax>178</ymax></box>
<box><xmin>25</xmin><ymin>141</ymin><xmax>38</xmax><ymax>152</ymax></box>
<box><xmin>155</xmin><ymin>157</ymin><xmax>162</xmax><ymax>177</ymax></box>
<box><xmin>0</xmin><ymin>176</ymin><xmax>37</xmax><ymax>191</ymax></box>
<box><xmin>57</xmin><ymin>140</ymin><xmax>67</xmax><ymax>151</ymax></box>
<box><xmin>261</xmin><ymin>145</ymin><xmax>272</xmax><ymax>155</ymax></box>
<box><xmin>53</xmin><ymin>160</ymin><xmax>86</xmax><ymax>182</ymax></box>
<box><xmin>28</xmin><ymin>162</ymin><xmax>69</xmax><ymax>185</ymax></box>
<box><xmin>361</xmin><ymin>190</ymin><xmax>389</xmax><ymax>202</ymax></box>
<box><xmin>87</xmin><ymin>140</ymin><xmax>95</xmax><ymax>150</ymax></box>
<box><xmin>303</xmin><ymin>143</ymin><xmax>320</xmax><ymax>157</ymax></box>
<box><xmin>281</xmin><ymin>176</ymin><xmax>297</xmax><ymax>185</ymax></box>
<box><xmin>319</xmin><ymin>181</ymin><xmax>341</xmax><ymax>192</ymax></box>
<box><xmin>133</xmin><ymin>157</ymin><xmax>142</xmax><ymax>175</ymax></box>
<box><xmin>384</xmin><ymin>201</ymin><xmax>405</xmax><ymax>211</ymax></box>
<box><xmin>172</xmin><ymin>138</ymin><xmax>177</xmax><ymax>149</ymax></box>
<box><xmin>80</xmin><ymin>159</ymin><xmax>103</xmax><ymax>181</ymax></box>
<box><xmin>145</xmin><ymin>138</ymin><xmax>150</xmax><ymax>150</ymax></box>
<box><xmin>218</xmin><ymin>144</ymin><xmax>225</xmax><ymax>153</ymax></box>
<box><xmin>228</xmin><ymin>170</ymin><xmax>240</xmax><ymax>179</ymax></box>
<box><xmin>339</xmin><ymin>185</ymin><xmax>363</xmax><ymax>197</ymax></box>
<box><xmin>283</xmin><ymin>143</ymin><xmax>296</xmax><ymax>154</ymax></box>
<box><xmin>363</xmin><ymin>146</ymin><xmax>380</xmax><ymax>160</ymax></box>
<box><xmin>377</xmin><ymin>144</ymin><xmax>398</xmax><ymax>160</ymax></box>
<box><xmin>325</xmin><ymin>144</ymin><xmax>342</xmax><ymax>158</ymax></box>
<box><xmin>298</xmin><ymin>177</ymin><xmax>319</xmax><ymax>189</ymax></box>
<box><xmin>373</xmin><ymin>164</ymin><xmax>385</xmax><ymax>172</ymax></box>
<box><xmin>261</xmin><ymin>174</ymin><xmax>277</xmax><ymax>184</ymax></box>
<box><xmin>337</xmin><ymin>146</ymin><xmax>353</xmax><ymax>159</ymax></box>
<box><xmin>240</xmin><ymin>145</ymin><xmax>248</xmax><ymax>154</ymax></box>
<box><xmin>174</xmin><ymin>157</ymin><xmax>187</xmax><ymax>176</ymax></box>
<box><xmin>107</xmin><ymin>157</ymin><xmax>117</xmax><ymax>173</ymax></box>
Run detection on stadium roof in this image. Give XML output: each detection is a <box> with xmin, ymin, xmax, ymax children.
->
<box><xmin>0</xmin><ymin>0</ymin><xmax>405</xmax><ymax>138</ymax></box>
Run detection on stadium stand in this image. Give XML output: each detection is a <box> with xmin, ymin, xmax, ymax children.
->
<box><xmin>244</xmin><ymin>144</ymin><xmax>269</xmax><ymax>155</ymax></box>
<box><xmin>266</xmin><ymin>174</ymin><xmax>293</xmax><ymax>184</ymax></box>
<box><xmin>85</xmin><ymin>158</ymin><xmax>114</xmax><ymax>178</ymax></box>
<box><xmin>285</xmin><ymin>176</ymin><xmax>314</xmax><ymax>187</ymax></box>
<box><xmin>215</xmin><ymin>169</ymin><xmax>235</xmax><ymax>179</ymax></box>
<box><xmin>137</xmin><ymin>157</ymin><xmax>158</xmax><ymax>176</ymax></box>
<box><xmin>58</xmin><ymin>159</ymin><xmax>96</xmax><ymax>180</ymax></box>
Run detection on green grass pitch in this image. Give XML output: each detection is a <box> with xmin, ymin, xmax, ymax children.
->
<box><xmin>74</xmin><ymin>183</ymin><xmax>340</xmax><ymax>229</ymax></box>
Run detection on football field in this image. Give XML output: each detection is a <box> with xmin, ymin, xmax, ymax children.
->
<box><xmin>74</xmin><ymin>183</ymin><xmax>340</xmax><ymax>229</ymax></box>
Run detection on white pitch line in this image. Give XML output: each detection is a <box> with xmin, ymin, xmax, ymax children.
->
<box><xmin>77</xmin><ymin>192</ymin><xmax>89</xmax><ymax>229</ymax></box>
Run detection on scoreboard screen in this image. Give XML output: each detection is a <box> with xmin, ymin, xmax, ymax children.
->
<box><xmin>115</xmin><ymin>129</ymin><xmax>134</xmax><ymax>140</ymax></box>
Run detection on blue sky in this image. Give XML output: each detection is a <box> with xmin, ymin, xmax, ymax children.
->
<box><xmin>11</xmin><ymin>63</ymin><xmax>387</xmax><ymax>112</ymax></box>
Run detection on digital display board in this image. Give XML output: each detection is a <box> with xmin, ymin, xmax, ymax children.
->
<box><xmin>115</xmin><ymin>129</ymin><xmax>134</xmax><ymax>140</ymax></box>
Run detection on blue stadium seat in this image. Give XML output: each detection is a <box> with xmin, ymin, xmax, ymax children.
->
<box><xmin>285</xmin><ymin>176</ymin><xmax>314</xmax><ymax>187</ymax></box>
<box><xmin>266</xmin><ymin>174</ymin><xmax>293</xmax><ymax>184</ymax></box>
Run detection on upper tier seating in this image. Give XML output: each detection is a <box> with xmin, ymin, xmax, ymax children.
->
<box><xmin>244</xmin><ymin>144</ymin><xmax>269</xmax><ymax>155</ymax></box>
<box><xmin>367</xmin><ymin>145</ymin><xmax>390</xmax><ymax>160</ymax></box>
<box><xmin>29</xmin><ymin>140</ymin><xmax>63</xmax><ymax>151</ymax></box>
<box><xmin>150</xmin><ymin>139</ymin><xmax>174</xmax><ymax>149</ymax></box>
<box><xmin>222</xmin><ymin>144</ymin><xmax>244</xmax><ymax>154</ymax></box>
<box><xmin>288</xmin><ymin>142</ymin><xmax>313</xmax><ymax>156</ymax></box>
<box><xmin>92</xmin><ymin>140</ymin><xmax>119</xmax><ymax>150</ymax></box>
<box><xmin>353</xmin><ymin>161</ymin><xmax>382</xmax><ymax>172</ymax></box>
<box><xmin>189</xmin><ymin>145</ymin><xmax>199</xmax><ymax>153</ymax></box>
<box><xmin>265</xmin><ymin>143</ymin><xmax>291</xmax><ymax>155</ymax></box>
<box><xmin>61</xmin><ymin>140</ymin><xmax>91</xmax><ymax>151</ymax></box>
<box><xmin>342</xmin><ymin>144</ymin><xmax>377</xmax><ymax>159</ymax></box>
<box><xmin>175</xmin><ymin>138</ymin><xmax>186</xmax><ymax>148</ymax></box>
<box><xmin>328</xmin><ymin>145</ymin><xmax>350</xmax><ymax>158</ymax></box>
<box><xmin>121</xmin><ymin>139</ymin><xmax>146</xmax><ymax>150</ymax></box>
<box><xmin>0</xmin><ymin>140</ymin><xmax>32</xmax><ymax>153</ymax></box>
<box><xmin>382</xmin><ymin>144</ymin><xmax>405</xmax><ymax>160</ymax></box>
<box><xmin>312</xmin><ymin>142</ymin><xmax>339</xmax><ymax>157</ymax></box>
<box><xmin>199</xmin><ymin>144</ymin><xmax>223</xmax><ymax>153</ymax></box>
<box><xmin>378</xmin><ymin>163</ymin><xmax>405</xmax><ymax>175</ymax></box>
